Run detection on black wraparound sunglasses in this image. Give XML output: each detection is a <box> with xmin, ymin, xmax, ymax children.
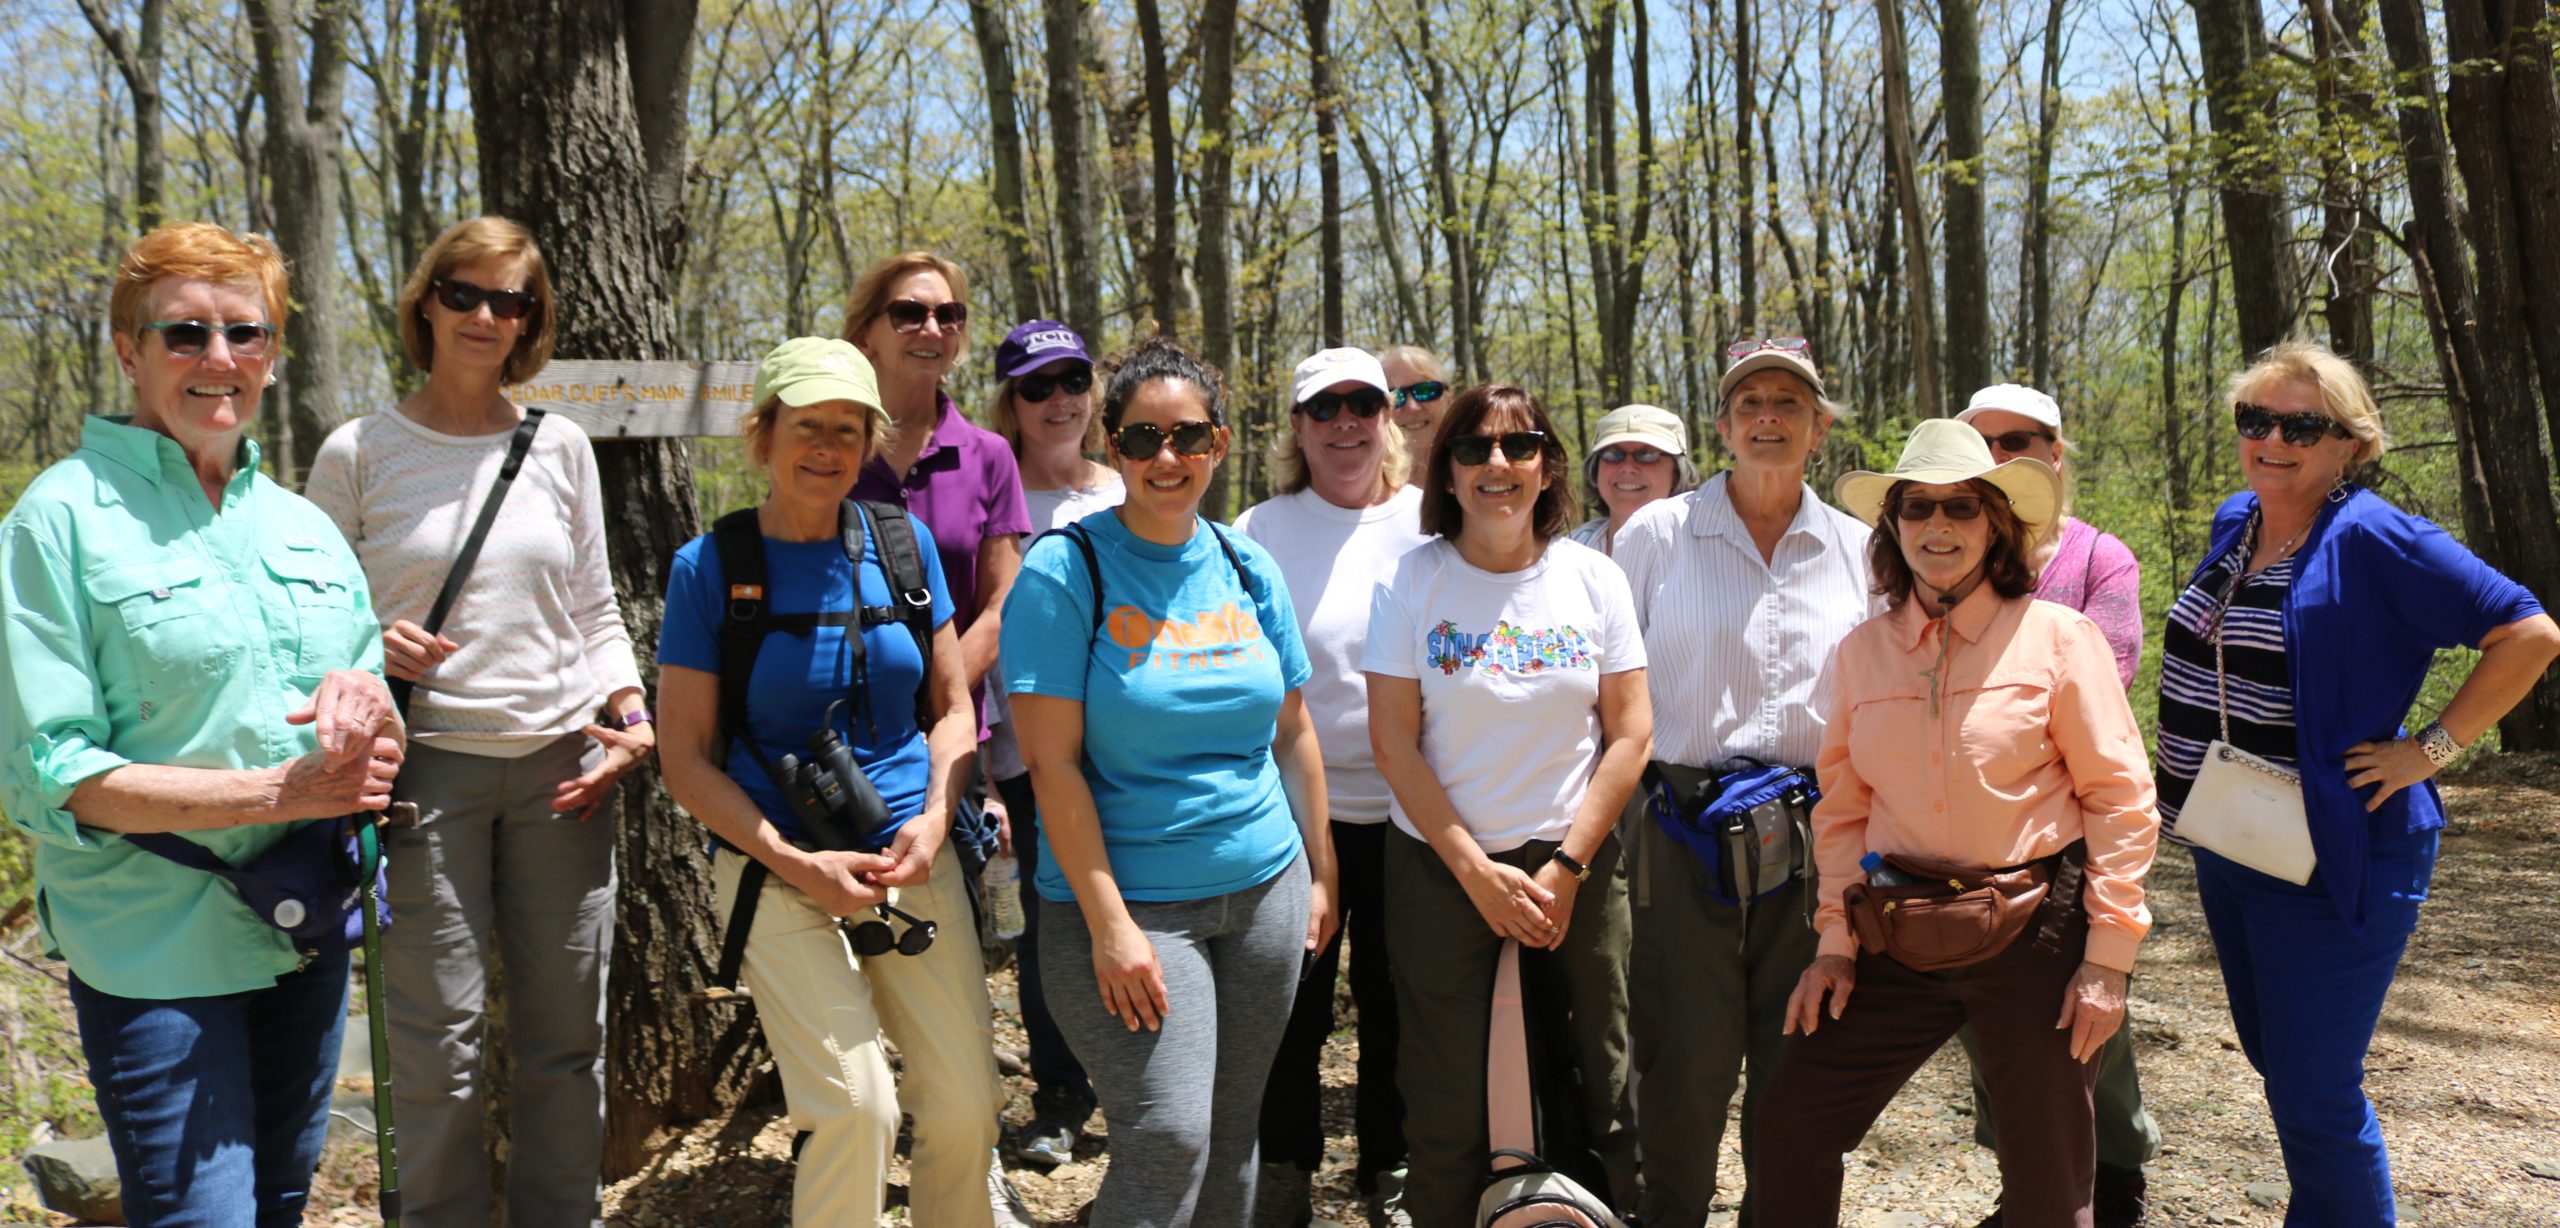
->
<box><xmin>1018</xmin><ymin>367</ymin><xmax>1092</xmax><ymax>403</ymax></box>
<box><xmin>1299</xmin><ymin>389</ymin><xmax>1388</xmax><ymax>422</ymax></box>
<box><xmin>2233</xmin><ymin>403</ymin><xmax>2350</xmax><ymax>447</ymax></box>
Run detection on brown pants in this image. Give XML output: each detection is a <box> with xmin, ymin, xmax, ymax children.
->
<box><xmin>1754</xmin><ymin>915</ymin><xmax>2098</xmax><ymax>1228</ymax></box>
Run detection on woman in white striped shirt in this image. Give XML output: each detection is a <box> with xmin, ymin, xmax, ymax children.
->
<box><xmin>1613</xmin><ymin>339</ymin><xmax>1873</xmax><ymax>1228</ymax></box>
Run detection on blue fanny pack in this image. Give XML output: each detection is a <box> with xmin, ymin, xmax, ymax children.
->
<box><xmin>125</xmin><ymin>816</ymin><xmax>388</xmax><ymax>956</ymax></box>
<box><xmin>1644</xmin><ymin>758</ymin><xmax>1819</xmax><ymax>907</ymax></box>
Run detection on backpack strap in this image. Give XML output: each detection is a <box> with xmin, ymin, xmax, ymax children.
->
<box><xmin>1057</xmin><ymin>519</ymin><xmax>1257</xmax><ymax>635</ymax></box>
<box><xmin>857</xmin><ymin>500</ymin><xmax>939</xmax><ymax>725</ymax></box>
<box><xmin>710</xmin><ymin>506</ymin><xmax>770</xmax><ymax>765</ymax></box>
<box><xmin>389</xmin><ymin>408</ymin><xmax>546</xmax><ymax>717</ymax></box>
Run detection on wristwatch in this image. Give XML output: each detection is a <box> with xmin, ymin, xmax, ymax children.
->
<box><xmin>2416</xmin><ymin>721</ymin><xmax>2462</xmax><ymax>770</ymax></box>
<box><xmin>619</xmin><ymin>709</ymin><xmax>656</xmax><ymax>730</ymax></box>
<box><xmin>1549</xmin><ymin>848</ymin><xmax>1592</xmax><ymax>883</ymax></box>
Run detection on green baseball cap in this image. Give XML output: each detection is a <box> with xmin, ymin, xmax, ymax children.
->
<box><xmin>753</xmin><ymin>337</ymin><xmax>883</xmax><ymax>420</ymax></box>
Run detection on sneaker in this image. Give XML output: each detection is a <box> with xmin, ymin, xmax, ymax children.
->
<box><xmin>990</xmin><ymin>1152</ymin><xmax>1036</xmax><ymax>1228</ymax></box>
<box><xmin>1015</xmin><ymin>1089</ymin><xmax>1092</xmax><ymax>1169</ymax></box>
<box><xmin>1363</xmin><ymin>1166</ymin><xmax>1412</xmax><ymax>1228</ymax></box>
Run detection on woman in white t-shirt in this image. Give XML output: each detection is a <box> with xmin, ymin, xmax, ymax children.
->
<box><xmin>304</xmin><ymin>217</ymin><xmax>650</xmax><ymax>1228</ymax></box>
<box><xmin>1365</xmin><ymin>383</ymin><xmax>1653</xmax><ymax>1228</ymax></box>
<box><xmin>1235</xmin><ymin>347</ymin><xmax>1431</xmax><ymax>1222</ymax></box>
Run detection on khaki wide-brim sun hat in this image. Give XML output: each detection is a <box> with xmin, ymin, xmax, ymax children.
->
<box><xmin>1834</xmin><ymin>418</ymin><xmax>2063</xmax><ymax>537</ymax></box>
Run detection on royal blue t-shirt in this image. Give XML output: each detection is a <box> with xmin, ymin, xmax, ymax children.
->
<box><xmin>1001</xmin><ymin>511</ymin><xmax>1312</xmax><ymax>903</ymax></box>
<box><xmin>659</xmin><ymin>511</ymin><xmax>956</xmax><ymax>849</ymax></box>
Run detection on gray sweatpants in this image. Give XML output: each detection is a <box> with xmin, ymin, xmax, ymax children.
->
<box><xmin>383</xmin><ymin>735</ymin><xmax>616</xmax><ymax>1228</ymax></box>
<box><xmin>1041</xmin><ymin>852</ymin><xmax>1312</xmax><ymax>1228</ymax></box>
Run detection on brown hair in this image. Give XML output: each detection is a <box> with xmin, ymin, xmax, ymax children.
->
<box><xmin>396</xmin><ymin>217</ymin><xmax>556</xmax><ymax>384</ymax></box>
<box><xmin>1867</xmin><ymin>478</ymin><xmax>2039</xmax><ymax>609</ymax></box>
<box><xmin>2225</xmin><ymin>339</ymin><xmax>2390</xmax><ymax>478</ymax></box>
<box><xmin>111</xmin><ymin>222</ymin><xmax>290</xmax><ymax>339</ymax></box>
<box><xmin>1418</xmin><ymin>383</ymin><xmax>1577</xmax><ymax>541</ymax></box>
<box><xmin>840</xmin><ymin>251</ymin><xmax>972</xmax><ymax>365</ymax></box>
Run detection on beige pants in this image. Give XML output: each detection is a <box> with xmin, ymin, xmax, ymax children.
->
<box><xmin>713</xmin><ymin>846</ymin><xmax>1002</xmax><ymax>1227</ymax></box>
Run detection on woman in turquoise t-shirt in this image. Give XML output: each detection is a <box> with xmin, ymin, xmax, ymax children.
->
<box><xmin>1002</xmin><ymin>336</ymin><xmax>1337</xmax><ymax>1225</ymax></box>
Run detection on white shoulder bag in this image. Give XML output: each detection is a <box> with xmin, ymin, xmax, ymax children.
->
<box><xmin>2175</xmin><ymin>561</ymin><xmax>2317</xmax><ymax>885</ymax></box>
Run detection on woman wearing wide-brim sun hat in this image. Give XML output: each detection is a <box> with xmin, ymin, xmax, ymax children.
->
<box><xmin>1754</xmin><ymin>418</ymin><xmax>2162</xmax><ymax>1228</ymax></box>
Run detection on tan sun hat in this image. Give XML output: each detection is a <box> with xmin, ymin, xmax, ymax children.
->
<box><xmin>1833</xmin><ymin>418</ymin><xmax>2062</xmax><ymax>534</ymax></box>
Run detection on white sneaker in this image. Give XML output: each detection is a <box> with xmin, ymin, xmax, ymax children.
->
<box><xmin>990</xmin><ymin>1150</ymin><xmax>1037</xmax><ymax>1227</ymax></box>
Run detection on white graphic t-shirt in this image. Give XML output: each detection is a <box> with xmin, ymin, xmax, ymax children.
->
<box><xmin>1363</xmin><ymin>536</ymin><xmax>1646</xmax><ymax>852</ymax></box>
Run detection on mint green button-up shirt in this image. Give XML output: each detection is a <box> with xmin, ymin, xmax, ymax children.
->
<box><xmin>0</xmin><ymin>416</ymin><xmax>383</xmax><ymax>998</ymax></box>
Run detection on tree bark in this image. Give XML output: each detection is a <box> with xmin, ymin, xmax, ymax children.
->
<box><xmin>967</xmin><ymin>0</ymin><xmax>1043</xmax><ymax>322</ymax></box>
<box><xmin>2016</xmin><ymin>0</ymin><xmax>2065</xmax><ymax>384</ymax></box>
<box><xmin>1134</xmin><ymin>0</ymin><xmax>1183</xmax><ymax>335</ymax></box>
<box><xmin>75</xmin><ymin>0</ymin><xmax>164</xmax><ymax>231</ymax></box>
<box><xmin>1045</xmin><ymin>0</ymin><xmax>1102</xmax><ymax>344</ymax></box>
<box><xmin>2459</xmin><ymin>0</ymin><xmax>2560</xmax><ymax>455</ymax></box>
<box><xmin>1873</xmin><ymin>0</ymin><xmax>1941</xmax><ymax>417</ymax></box>
<box><xmin>1303</xmin><ymin>0</ymin><xmax>1344</xmax><ymax>346</ymax></box>
<box><xmin>1195</xmin><ymin>0</ymin><xmax>1242</xmax><ymax>519</ymax></box>
<box><xmin>2310</xmin><ymin>0</ymin><xmax>2376</xmax><ymax>371</ymax></box>
<box><xmin>459</xmin><ymin>0</ymin><xmax>760</xmax><ymax>1180</ymax></box>
<box><xmin>1939</xmin><ymin>0</ymin><xmax>1988</xmax><ymax>400</ymax></box>
<box><xmin>1733</xmin><ymin>0</ymin><xmax>1757</xmax><ymax>332</ymax></box>
<box><xmin>2190</xmin><ymin>0</ymin><xmax>2297</xmax><ymax>361</ymax></box>
<box><xmin>1413</xmin><ymin>1</ymin><xmax>1475</xmax><ymax>377</ymax></box>
<box><xmin>247</xmin><ymin>0</ymin><xmax>352</xmax><ymax>484</ymax></box>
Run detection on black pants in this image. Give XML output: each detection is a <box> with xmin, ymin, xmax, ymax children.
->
<box><xmin>1258</xmin><ymin>820</ymin><xmax>1406</xmax><ymax>1190</ymax></box>
<box><xmin>997</xmin><ymin>771</ymin><xmax>1094</xmax><ymax>1107</ymax></box>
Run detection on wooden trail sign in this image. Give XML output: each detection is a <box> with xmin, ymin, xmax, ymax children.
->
<box><xmin>502</xmin><ymin>359</ymin><xmax>760</xmax><ymax>439</ymax></box>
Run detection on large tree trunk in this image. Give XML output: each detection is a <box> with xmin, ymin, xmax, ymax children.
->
<box><xmin>1939</xmin><ymin>0</ymin><xmax>1988</xmax><ymax>400</ymax></box>
<box><xmin>1134</xmin><ymin>0</ymin><xmax>1183</xmax><ymax>335</ymax></box>
<box><xmin>1303</xmin><ymin>0</ymin><xmax>1343</xmax><ymax>345</ymax></box>
<box><xmin>76</xmin><ymin>0</ymin><xmax>164</xmax><ymax>231</ymax></box>
<box><xmin>1413</xmin><ymin>1</ymin><xmax>1475</xmax><ymax>377</ymax></box>
<box><xmin>1045</xmin><ymin>0</ymin><xmax>1102</xmax><ymax>344</ymax></box>
<box><xmin>967</xmin><ymin>0</ymin><xmax>1042</xmax><ymax>322</ymax></box>
<box><xmin>1573</xmin><ymin>0</ymin><xmax>1655</xmax><ymax>404</ymax></box>
<box><xmin>1196</xmin><ymin>0</ymin><xmax>1242</xmax><ymax>519</ymax></box>
<box><xmin>2016</xmin><ymin>0</ymin><xmax>2065</xmax><ymax>384</ymax></box>
<box><xmin>1733</xmin><ymin>0</ymin><xmax>1756</xmax><ymax>332</ymax></box>
<box><xmin>2457</xmin><ymin>0</ymin><xmax>2560</xmax><ymax>455</ymax></box>
<box><xmin>459</xmin><ymin>0</ymin><xmax>761</xmax><ymax>1181</ymax></box>
<box><xmin>2311</xmin><ymin>0</ymin><xmax>2376</xmax><ymax>371</ymax></box>
<box><xmin>1874</xmin><ymin>0</ymin><xmax>1941</xmax><ymax>417</ymax></box>
<box><xmin>2191</xmin><ymin>0</ymin><xmax>2297</xmax><ymax>361</ymax></box>
<box><xmin>247</xmin><ymin>0</ymin><xmax>352</xmax><ymax>484</ymax></box>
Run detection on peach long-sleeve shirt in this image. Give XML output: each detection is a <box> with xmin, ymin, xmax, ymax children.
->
<box><xmin>1811</xmin><ymin>587</ymin><xmax>2161</xmax><ymax>973</ymax></box>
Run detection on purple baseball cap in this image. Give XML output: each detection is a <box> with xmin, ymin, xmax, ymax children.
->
<box><xmin>994</xmin><ymin>320</ymin><xmax>1093</xmax><ymax>380</ymax></box>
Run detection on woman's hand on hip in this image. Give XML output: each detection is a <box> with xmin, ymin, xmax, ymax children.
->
<box><xmin>1784</xmin><ymin>953</ymin><xmax>1859</xmax><ymax>1036</ymax></box>
<box><xmin>380</xmin><ymin>619</ymin><xmax>458</xmax><ymax>682</ymax></box>
<box><xmin>870</xmin><ymin>810</ymin><xmax>949</xmax><ymax>888</ymax></box>
<box><xmin>1093</xmin><ymin>917</ymin><xmax>1170</xmax><ymax>1033</ymax></box>
<box><xmin>2344</xmin><ymin>736</ymin><xmax>2437</xmax><ymax>812</ymax></box>
<box><xmin>554</xmin><ymin>721</ymin><xmax>654</xmax><ymax>820</ymax></box>
<box><xmin>786</xmin><ymin>849</ymin><xmax>895</xmax><ymax>917</ymax></box>
<box><xmin>1529</xmin><ymin>859</ymin><xmax>1582</xmax><ymax>950</ymax></box>
<box><xmin>2057</xmin><ymin>961</ymin><xmax>2130</xmax><ymax>1062</ymax></box>
<box><xmin>1458</xmin><ymin>857</ymin><xmax>1559</xmax><ymax>947</ymax></box>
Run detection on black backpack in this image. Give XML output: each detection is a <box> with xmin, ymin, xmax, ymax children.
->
<box><xmin>708</xmin><ymin>497</ymin><xmax>937</xmax><ymax>746</ymax></box>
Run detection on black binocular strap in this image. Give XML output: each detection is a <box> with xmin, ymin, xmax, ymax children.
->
<box><xmin>389</xmin><ymin>408</ymin><xmax>545</xmax><ymax>718</ymax></box>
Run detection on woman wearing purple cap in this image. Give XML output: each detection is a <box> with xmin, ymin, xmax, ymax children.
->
<box><xmin>984</xmin><ymin>319</ymin><xmax>1119</xmax><ymax>1168</ymax></box>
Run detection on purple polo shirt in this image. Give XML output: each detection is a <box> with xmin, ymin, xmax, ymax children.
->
<box><xmin>853</xmin><ymin>392</ymin><xmax>1034</xmax><ymax>731</ymax></box>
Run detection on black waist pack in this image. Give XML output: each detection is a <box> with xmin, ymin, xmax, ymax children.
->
<box><xmin>126</xmin><ymin>816</ymin><xmax>387</xmax><ymax>956</ymax></box>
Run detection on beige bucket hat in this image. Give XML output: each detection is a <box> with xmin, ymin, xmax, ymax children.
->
<box><xmin>1833</xmin><ymin>418</ymin><xmax>2062</xmax><ymax>535</ymax></box>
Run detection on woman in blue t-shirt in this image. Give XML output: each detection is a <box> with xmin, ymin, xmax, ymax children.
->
<box><xmin>656</xmin><ymin>338</ymin><xmax>1001</xmax><ymax>1227</ymax></box>
<box><xmin>1002</xmin><ymin>336</ymin><xmax>1338</xmax><ymax>1225</ymax></box>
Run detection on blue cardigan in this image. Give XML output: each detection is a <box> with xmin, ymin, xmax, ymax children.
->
<box><xmin>2193</xmin><ymin>487</ymin><xmax>2543</xmax><ymax>928</ymax></box>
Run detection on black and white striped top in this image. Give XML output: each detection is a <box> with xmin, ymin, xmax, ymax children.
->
<box><xmin>2156</xmin><ymin>529</ymin><xmax>2298</xmax><ymax>838</ymax></box>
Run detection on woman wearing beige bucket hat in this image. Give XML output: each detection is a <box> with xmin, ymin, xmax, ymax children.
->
<box><xmin>1568</xmin><ymin>403</ymin><xmax>1701</xmax><ymax>556</ymax></box>
<box><xmin>1755</xmin><ymin>418</ymin><xmax>2162</xmax><ymax>1228</ymax></box>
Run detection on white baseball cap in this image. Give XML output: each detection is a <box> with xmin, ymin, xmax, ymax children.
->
<box><xmin>1292</xmin><ymin>347</ymin><xmax>1390</xmax><ymax>405</ymax></box>
<box><xmin>1957</xmin><ymin>383</ymin><xmax>2063</xmax><ymax>431</ymax></box>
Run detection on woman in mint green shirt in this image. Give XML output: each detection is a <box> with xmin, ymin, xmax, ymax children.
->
<box><xmin>0</xmin><ymin>223</ymin><xmax>402</xmax><ymax>1227</ymax></box>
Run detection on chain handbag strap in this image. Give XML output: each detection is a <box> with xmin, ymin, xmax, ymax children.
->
<box><xmin>2206</xmin><ymin>517</ymin><xmax>2303</xmax><ymax>786</ymax></box>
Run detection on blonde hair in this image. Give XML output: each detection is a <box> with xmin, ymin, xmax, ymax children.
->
<box><xmin>1266</xmin><ymin>408</ymin><xmax>1414</xmax><ymax>495</ymax></box>
<box><xmin>111</xmin><ymin>222</ymin><xmax>290</xmax><ymax>338</ymax></box>
<box><xmin>841</xmin><ymin>251</ymin><xmax>972</xmax><ymax>365</ymax></box>
<box><xmin>397</xmin><ymin>217</ymin><xmax>557</xmax><ymax>384</ymax></box>
<box><xmin>2225</xmin><ymin>340</ymin><xmax>2390</xmax><ymax>477</ymax></box>
<box><xmin>1376</xmin><ymin>344</ymin><xmax>1446</xmax><ymax>383</ymax></box>
<box><xmin>740</xmin><ymin>395</ymin><xmax>896</xmax><ymax>469</ymax></box>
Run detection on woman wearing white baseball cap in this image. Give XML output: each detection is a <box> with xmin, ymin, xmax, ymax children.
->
<box><xmin>1569</xmin><ymin>403</ymin><xmax>1702</xmax><ymax>557</ymax></box>
<box><xmin>1953</xmin><ymin>382</ymin><xmax>2155</xmax><ymax>1227</ymax></box>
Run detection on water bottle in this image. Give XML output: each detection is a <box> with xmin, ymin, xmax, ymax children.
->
<box><xmin>1861</xmin><ymin>850</ymin><xmax>1916</xmax><ymax>888</ymax></box>
<box><xmin>982</xmin><ymin>852</ymin><xmax>1027</xmax><ymax>941</ymax></box>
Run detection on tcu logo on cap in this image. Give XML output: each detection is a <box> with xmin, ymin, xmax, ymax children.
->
<box><xmin>1023</xmin><ymin>329</ymin><xmax>1078</xmax><ymax>353</ymax></box>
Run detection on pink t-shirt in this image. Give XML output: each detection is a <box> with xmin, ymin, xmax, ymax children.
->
<box><xmin>2035</xmin><ymin>516</ymin><xmax>2142</xmax><ymax>691</ymax></box>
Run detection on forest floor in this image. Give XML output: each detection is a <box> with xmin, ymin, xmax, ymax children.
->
<box><xmin>6</xmin><ymin>757</ymin><xmax>2559</xmax><ymax>1227</ymax></box>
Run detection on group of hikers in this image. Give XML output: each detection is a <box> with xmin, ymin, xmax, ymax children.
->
<box><xmin>2</xmin><ymin>215</ymin><xmax>2554</xmax><ymax>1228</ymax></box>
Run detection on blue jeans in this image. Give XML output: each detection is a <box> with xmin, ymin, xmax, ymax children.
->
<box><xmin>2192</xmin><ymin>827</ymin><xmax>2438</xmax><ymax>1228</ymax></box>
<box><xmin>69</xmin><ymin>951</ymin><xmax>351</xmax><ymax>1228</ymax></box>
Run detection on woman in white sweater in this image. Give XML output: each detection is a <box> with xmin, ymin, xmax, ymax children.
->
<box><xmin>305</xmin><ymin>217</ymin><xmax>651</xmax><ymax>1228</ymax></box>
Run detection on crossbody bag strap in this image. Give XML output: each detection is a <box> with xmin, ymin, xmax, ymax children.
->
<box><xmin>389</xmin><ymin>408</ymin><xmax>547</xmax><ymax>717</ymax></box>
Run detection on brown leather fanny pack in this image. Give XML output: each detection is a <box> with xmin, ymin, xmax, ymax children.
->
<box><xmin>1842</xmin><ymin>840</ymin><xmax>2086</xmax><ymax>972</ymax></box>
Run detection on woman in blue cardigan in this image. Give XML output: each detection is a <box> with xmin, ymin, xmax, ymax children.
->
<box><xmin>2156</xmin><ymin>342</ymin><xmax>2559</xmax><ymax>1227</ymax></box>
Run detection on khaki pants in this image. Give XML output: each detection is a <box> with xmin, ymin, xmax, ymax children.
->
<box><xmin>713</xmin><ymin>846</ymin><xmax>1003</xmax><ymax>1227</ymax></box>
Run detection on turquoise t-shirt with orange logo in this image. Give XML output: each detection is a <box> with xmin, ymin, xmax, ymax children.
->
<box><xmin>1000</xmin><ymin>510</ymin><xmax>1312</xmax><ymax>903</ymax></box>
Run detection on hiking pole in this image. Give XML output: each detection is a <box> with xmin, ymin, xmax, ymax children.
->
<box><xmin>360</xmin><ymin>803</ymin><xmax>413</xmax><ymax>1228</ymax></box>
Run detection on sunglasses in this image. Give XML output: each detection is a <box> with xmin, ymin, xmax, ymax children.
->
<box><xmin>1978</xmin><ymin>429</ymin><xmax>2053</xmax><ymax>455</ymax></box>
<box><xmin>1893</xmin><ymin>494</ymin><xmax>1986</xmax><ymax>522</ymax></box>
<box><xmin>142</xmin><ymin>319</ymin><xmax>275</xmax><ymax>358</ymax></box>
<box><xmin>1724</xmin><ymin>336</ymin><xmax>1812</xmax><ymax>360</ymax></box>
<box><xmin>844</xmin><ymin>902</ymin><xmax>936</xmax><ymax>958</ymax></box>
<box><xmin>1448</xmin><ymin>430</ymin><xmax>1549</xmax><ymax>467</ymax></box>
<box><xmin>2233</xmin><ymin>403</ymin><xmax>2350</xmax><ymax>447</ymax></box>
<box><xmin>1393</xmin><ymin>380</ymin><xmax>1448</xmax><ymax>408</ymax></box>
<box><xmin>883</xmin><ymin>299</ymin><xmax>969</xmax><ymax>333</ymax></box>
<box><xmin>431</xmin><ymin>277</ymin><xmax>538</xmax><ymax>320</ymax></box>
<box><xmin>1113</xmin><ymin>419</ymin><xmax>1220</xmax><ymax>459</ymax></box>
<box><xmin>1597</xmin><ymin>445</ymin><xmax>1669</xmax><ymax>465</ymax></box>
<box><xmin>1018</xmin><ymin>367</ymin><xmax>1092</xmax><ymax>403</ymax></box>
<box><xmin>1299</xmin><ymin>389</ymin><xmax>1388</xmax><ymax>422</ymax></box>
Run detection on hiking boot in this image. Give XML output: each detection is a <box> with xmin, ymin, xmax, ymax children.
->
<box><xmin>1252</xmin><ymin>1161</ymin><xmax>1315</xmax><ymax>1228</ymax></box>
<box><xmin>2094</xmin><ymin>1164</ymin><xmax>2150</xmax><ymax>1228</ymax></box>
<box><xmin>989</xmin><ymin>1152</ymin><xmax>1037</xmax><ymax>1228</ymax></box>
<box><xmin>1015</xmin><ymin>1088</ymin><xmax>1094</xmax><ymax>1169</ymax></box>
